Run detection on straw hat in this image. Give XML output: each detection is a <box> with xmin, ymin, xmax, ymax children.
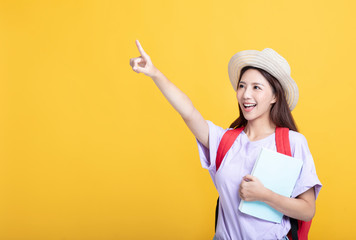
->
<box><xmin>228</xmin><ymin>48</ymin><xmax>299</xmax><ymax>111</ymax></box>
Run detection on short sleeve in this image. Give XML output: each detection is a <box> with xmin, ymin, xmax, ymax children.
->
<box><xmin>289</xmin><ymin>131</ymin><xmax>322</xmax><ymax>199</ymax></box>
<box><xmin>195</xmin><ymin>120</ymin><xmax>228</xmax><ymax>174</ymax></box>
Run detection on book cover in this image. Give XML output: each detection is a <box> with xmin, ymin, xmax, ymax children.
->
<box><xmin>238</xmin><ymin>147</ymin><xmax>303</xmax><ymax>223</ymax></box>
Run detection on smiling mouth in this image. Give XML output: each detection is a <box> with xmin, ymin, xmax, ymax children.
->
<box><xmin>243</xmin><ymin>103</ymin><xmax>257</xmax><ymax>109</ymax></box>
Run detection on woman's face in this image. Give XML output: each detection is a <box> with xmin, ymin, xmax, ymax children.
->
<box><xmin>236</xmin><ymin>68</ymin><xmax>276</xmax><ymax>123</ymax></box>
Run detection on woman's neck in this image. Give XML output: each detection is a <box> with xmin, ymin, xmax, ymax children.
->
<box><xmin>244</xmin><ymin>119</ymin><xmax>276</xmax><ymax>142</ymax></box>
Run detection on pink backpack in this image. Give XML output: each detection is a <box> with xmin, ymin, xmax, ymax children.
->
<box><xmin>214</xmin><ymin>127</ymin><xmax>312</xmax><ymax>240</ymax></box>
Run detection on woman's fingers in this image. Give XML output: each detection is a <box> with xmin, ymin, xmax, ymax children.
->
<box><xmin>135</xmin><ymin>40</ymin><xmax>149</xmax><ymax>60</ymax></box>
<box><xmin>243</xmin><ymin>175</ymin><xmax>255</xmax><ymax>182</ymax></box>
<box><xmin>239</xmin><ymin>182</ymin><xmax>244</xmax><ymax>199</ymax></box>
<box><xmin>129</xmin><ymin>58</ymin><xmax>136</xmax><ymax>67</ymax></box>
<box><xmin>132</xmin><ymin>58</ymin><xmax>148</xmax><ymax>74</ymax></box>
<box><xmin>130</xmin><ymin>40</ymin><xmax>157</xmax><ymax>77</ymax></box>
<box><xmin>130</xmin><ymin>57</ymin><xmax>144</xmax><ymax>72</ymax></box>
<box><xmin>239</xmin><ymin>187</ymin><xmax>245</xmax><ymax>200</ymax></box>
<box><xmin>133</xmin><ymin>58</ymin><xmax>142</xmax><ymax>67</ymax></box>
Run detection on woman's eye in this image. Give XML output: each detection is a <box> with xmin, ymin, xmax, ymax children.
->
<box><xmin>238</xmin><ymin>84</ymin><xmax>244</xmax><ymax>88</ymax></box>
<box><xmin>254</xmin><ymin>86</ymin><xmax>261</xmax><ymax>90</ymax></box>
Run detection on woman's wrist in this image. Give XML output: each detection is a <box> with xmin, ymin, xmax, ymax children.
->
<box><xmin>150</xmin><ymin>67</ymin><xmax>161</xmax><ymax>79</ymax></box>
<box><xmin>260</xmin><ymin>187</ymin><xmax>274</xmax><ymax>203</ymax></box>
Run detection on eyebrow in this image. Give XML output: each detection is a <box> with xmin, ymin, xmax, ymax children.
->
<box><xmin>239</xmin><ymin>81</ymin><xmax>265</xmax><ymax>86</ymax></box>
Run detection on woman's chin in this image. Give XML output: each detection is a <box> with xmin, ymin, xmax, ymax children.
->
<box><xmin>242</xmin><ymin>113</ymin><xmax>255</xmax><ymax>121</ymax></box>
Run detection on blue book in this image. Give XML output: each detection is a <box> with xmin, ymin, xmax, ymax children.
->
<box><xmin>238</xmin><ymin>147</ymin><xmax>303</xmax><ymax>223</ymax></box>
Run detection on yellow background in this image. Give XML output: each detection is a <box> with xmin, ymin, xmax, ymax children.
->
<box><xmin>0</xmin><ymin>0</ymin><xmax>355</xmax><ymax>239</ymax></box>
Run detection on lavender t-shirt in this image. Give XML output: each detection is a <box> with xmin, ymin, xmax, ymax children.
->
<box><xmin>196</xmin><ymin>120</ymin><xmax>322</xmax><ymax>240</ymax></box>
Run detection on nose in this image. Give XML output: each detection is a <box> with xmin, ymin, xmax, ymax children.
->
<box><xmin>241</xmin><ymin>86</ymin><xmax>252</xmax><ymax>100</ymax></box>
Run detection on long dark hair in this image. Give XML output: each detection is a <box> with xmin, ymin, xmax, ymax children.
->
<box><xmin>229</xmin><ymin>66</ymin><xmax>298</xmax><ymax>132</ymax></box>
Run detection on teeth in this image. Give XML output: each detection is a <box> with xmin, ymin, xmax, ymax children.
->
<box><xmin>244</xmin><ymin>104</ymin><xmax>256</xmax><ymax>107</ymax></box>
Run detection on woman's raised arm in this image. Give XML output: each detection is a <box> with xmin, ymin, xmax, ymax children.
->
<box><xmin>130</xmin><ymin>40</ymin><xmax>209</xmax><ymax>148</ymax></box>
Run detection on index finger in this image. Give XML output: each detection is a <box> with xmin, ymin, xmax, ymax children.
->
<box><xmin>243</xmin><ymin>175</ymin><xmax>254</xmax><ymax>181</ymax></box>
<box><xmin>135</xmin><ymin>40</ymin><xmax>148</xmax><ymax>57</ymax></box>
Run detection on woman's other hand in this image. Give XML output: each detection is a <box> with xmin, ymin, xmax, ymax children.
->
<box><xmin>239</xmin><ymin>175</ymin><xmax>269</xmax><ymax>202</ymax></box>
<box><xmin>130</xmin><ymin>40</ymin><xmax>158</xmax><ymax>78</ymax></box>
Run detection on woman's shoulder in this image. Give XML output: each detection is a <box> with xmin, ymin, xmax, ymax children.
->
<box><xmin>288</xmin><ymin>130</ymin><xmax>312</xmax><ymax>156</ymax></box>
<box><xmin>288</xmin><ymin>130</ymin><xmax>308</xmax><ymax>146</ymax></box>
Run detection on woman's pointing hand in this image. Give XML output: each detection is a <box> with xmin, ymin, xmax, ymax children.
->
<box><xmin>130</xmin><ymin>40</ymin><xmax>158</xmax><ymax>78</ymax></box>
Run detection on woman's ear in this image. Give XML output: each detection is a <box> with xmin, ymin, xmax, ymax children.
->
<box><xmin>271</xmin><ymin>94</ymin><xmax>277</xmax><ymax>104</ymax></box>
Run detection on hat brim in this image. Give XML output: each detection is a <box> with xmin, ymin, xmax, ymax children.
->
<box><xmin>228</xmin><ymin>50</ymin><xmax>298</xmax><ymax>111</ymax></box>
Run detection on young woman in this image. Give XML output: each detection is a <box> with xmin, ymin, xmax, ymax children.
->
<box><xmin>130</xmin><ymin>40</ymin><xmax>322</xmax><ymax>240</ymax></box>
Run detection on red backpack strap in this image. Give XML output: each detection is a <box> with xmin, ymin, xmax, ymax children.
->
<box><xmin>275</xmin><ymin>127</ymin><xmax>291</xmax><ymax>156</ymax></box>
<box><xmin>216</xmin><ymin>127</ymin><xmax>244</xmax><ymax>171</ymax></box>
<box><xmin>276</xmin><ymin>127</ymin><xmax>312</xmax><ymax>240</ymax></box>
<box><xmin>297</xmin><ymin>220</ymin><xmax>312</xmax><ymax>240</ymax></box>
